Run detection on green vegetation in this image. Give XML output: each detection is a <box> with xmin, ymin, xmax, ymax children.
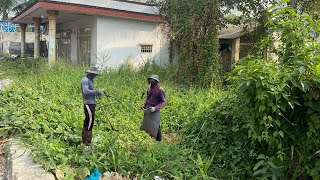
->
<box><xmin>0</xmin><ymin>3</ymin><xmax>319</xmax><ymax>180</ymax></box>
<box><xmin>155</xmin><ymin>0</ymin><xmax>222</xmax><ymax>87</ymax></box>
<box><xmin>0</xmin><ymin>60</ymin><xmax>223</xmax><ymax>179</ymax></box>
<box><xmin>183</xmin><ymin>5</ymin><xmax>320</xmax><ymax>179</ymax></box>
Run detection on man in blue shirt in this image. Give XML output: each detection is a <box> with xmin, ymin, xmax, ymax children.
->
<box><xmin>81</xmin><ymin>66</ymin><xmax>104</xmax><ymax>146</ymax></box>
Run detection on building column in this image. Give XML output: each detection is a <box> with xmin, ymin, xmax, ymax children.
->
<box><xmin>47</xmin><ymin>10</ymin><xmax>58</xmax><ymax>65</ymax></box>
<box><xmin>20</xmin><ymin>24</ymin><xmax>27</xmax><ymax>58</ymax></box>
<box><xmin>32</xmin><ymin>17</ymin><xmax>41</xmax><ymax>59</ymax></box>
<box><xmin>232</xmin><ymin>37</ymin><xmax>240</xmax><ymax>63</ymax></box>
<box><xmin>71</xmin><ymin>28</ymin><xmax>78</xmax><ymax>65</ymax></box>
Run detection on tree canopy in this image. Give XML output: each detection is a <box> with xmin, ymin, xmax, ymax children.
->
<box><xmin>0</xmin><ymin>0</ymin><xmax>35</xmax><ymax>20</ymax></box>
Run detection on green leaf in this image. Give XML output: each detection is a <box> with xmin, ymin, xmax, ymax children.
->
<box><xmin>314</xmin><ymin>150</ymin><xmax>320</xmax><ymax>155</ymax></box>
<box><xmin>300</xmin><ymin>81</ymin><xmax>309</xmax><ymax>92</ymax></box>
<box><xmin>275</xmin><ymin>120</ymin><xmax>281</xmax><ymax>127</ymax></box>
<box><xmin>267</xmin><ymin>161</ymin><xmax>277</xmax><ymax>169</ymax></box>
<box><xmin>253</xmin><ymin>160</ymin><xmax>265</xmax><ymax>171</ymax></box>
<box><xmin>279</xmin><ymin>131</ymin><xmax>284</xmax><ymax>138</ymax></box>
<box><xmin>310</xmin><ymin>168</ymin><xmax>319</xmax><ymax>176</ymax></box>
<box><xmin>253</xmin><ymin>166</ymin><xmax>268</xmax><ymax>176</ymax></box>
<box><xmin>84</xmin><ymin>168</ymin><xmax>90</xmax><ymax>176</ymax></box>
<box><xmin>257</xmin><ymin>154</ymin><xmax>266</xmax><ymax>160</ymax></box>
<box><xmin>299</xmin><ymin>66</ymin><xmax>306</xmax><ymax>74</ymax></box>
<box><xmin>259</xmin><ymin>105</ymin><xmax>266</xmax><ymax>112</ymax></box>
<box><xmin>288</xmin><ymin>101</ymin><xmax>294</xmax><ymax>109</ymax></box>
<box><xmin>273</xmin><ymin>131</ymin><xmax>278</xmax><ymax>138</ymax></box>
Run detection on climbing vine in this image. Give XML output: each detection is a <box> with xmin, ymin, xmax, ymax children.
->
<box><xmin>153</xmin><ymin>0</ymin><xmax>222</xmax><ymax>87</ymax></box>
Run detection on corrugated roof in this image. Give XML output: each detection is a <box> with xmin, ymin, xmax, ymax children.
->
<box><xmin>218</xmin><ymin>25</ymin><xmax>254</xmax><ymax>39</ymax></box>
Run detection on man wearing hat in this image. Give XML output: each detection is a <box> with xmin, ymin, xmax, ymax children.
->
<box><xmin>81</xmin><ymin>66</ymin><xmax>104</xmax><ymax>146</ymax></box>
<box><xmin>140</xmin><ymin>74</ymin><xmax>166</xmax><ymax>141</ymax></box>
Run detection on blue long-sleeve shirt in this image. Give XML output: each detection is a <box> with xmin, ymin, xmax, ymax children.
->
<box><xmin>81</xmin><ymin>76</ymin><xmax>100</xmax><ymax>104</ymax></box>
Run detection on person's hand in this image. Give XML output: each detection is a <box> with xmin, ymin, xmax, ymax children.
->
<box><xmin>97</xmin><ymin>89</ymin><xmax>104</xmax><ymax>97</ymax></box>
<box><xmin>150</xmin><ymin>107</ymin><xmax>156</xmax><ymax>112</ymax></box>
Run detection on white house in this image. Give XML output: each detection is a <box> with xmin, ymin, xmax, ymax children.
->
<box><xmin>12</xmin><ymin>0</ymin><xmax>170</xmax><ymax>68</ymax></box>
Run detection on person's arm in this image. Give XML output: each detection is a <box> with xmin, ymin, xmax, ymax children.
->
<box><xmin>155</xmin><ymin>88</ymin><xmax>166</xmax><ymax>111</ymax></box>
<box><xmin>81</xmin><ymin>79</ymin><xmax>99</xmax><ymax>96</ymax></box>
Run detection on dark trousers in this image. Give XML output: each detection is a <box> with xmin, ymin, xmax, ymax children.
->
<box><xmin>156</xmin><ymin>126</ymin><xmax>162</xmax><ymax>142</ymax></box>
<box><xmin>82</xmin><ymin>104</ymin><xmax>96</xmax><ymax>145</ymax></box>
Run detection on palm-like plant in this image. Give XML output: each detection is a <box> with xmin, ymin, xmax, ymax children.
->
<box><xmin>0</xmin><ymin>0</ymin><xmax>16</xmax><ymax>20</ymax></box>
<box><xmin>0</xmin><ymin>0</ymin><xmax>35</xmax><ymax>20</ymax></box>
<box><xmin>12</xmin><ymin>0</ymin><xmax>36</xmax><ymax>16</ymax></box>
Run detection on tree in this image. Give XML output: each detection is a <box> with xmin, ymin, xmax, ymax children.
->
<box><xmin>145</xmin><ymin>0</ymin><xmax>320</xmax><ymax>87</ymax></box>
<box><xmin>12</xmin><ymin>0</ymin><xmax>36</xmax><ymax>16</ymax></box>
<box><xmin>0</xmin><ymin>0</ymin><xmax>17</xmax><ymax>20</ymax></box>
<box><xmin>0</xmin><ymin>0</ymin><xmax>35</xmax><ymax>20</ymax></box>
<box><xmin>152</xmin><ymin>0</ymin><xmax>274</xmax><ymax>86</ymax></box>
<box><xmin>289</xmin><ymin>0</ymin><xmax>320</xmax><ymax>18</ymax></box>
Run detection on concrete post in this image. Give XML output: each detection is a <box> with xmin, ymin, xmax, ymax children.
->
<box><xmin>20</xmin><ymin>24</ymin><xmax>27</xmax><ymax>58</ymax></box>
<box><xmin>70</xmin><ymin>29</ymin><xmax>77</xmax><ymax>65</ymax></box>
<box><xmin>32</xmin><ymin>17</ymin><xmax>41</xmax><ymax>59</ymax></box>
<box><xmin>47</xmin><ymin>10</ymin><xmax>58</xmax><ymax>65</ymax></box>
<box><xmin>232</xmin><ymin>37</ymin><xmax>240</xmax><ymax>63</ymax></box>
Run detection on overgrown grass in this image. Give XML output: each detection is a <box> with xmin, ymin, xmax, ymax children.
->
<box><xmin>2</xmin><ymin>5</ymin><xmax>319</xmax><ymax>179</ymax></box>
<box><xmin>2</xmin><ymin>49</ymin><xmax>318</xmax><ymax>179</ymax></box>
<box><xmin>0</xmin><ymin>59</ymin><xmax>223</xmax><ymax>179</ymax></box>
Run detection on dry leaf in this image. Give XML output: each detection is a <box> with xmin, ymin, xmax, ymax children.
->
<box><xmin>55</xmin><ymin>168</ymin><xmax>64</xmax><ymax>180</ymax></box>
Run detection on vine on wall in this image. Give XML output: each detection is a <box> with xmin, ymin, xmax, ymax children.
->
<box><xmin>154</xmin><ymin>0</ymin><xmax>222</xmax><ymax>87</ymax></box>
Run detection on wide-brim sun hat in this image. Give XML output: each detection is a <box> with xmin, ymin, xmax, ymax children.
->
<box><xmin>147</xmin><ymin>74</ymin><xmax>160</xmax><ymax>82</ymax></box>
<box><xmin>86</xmin><ymin>66</ymin><xmax>100</xmax><ymax>75</ymax></box>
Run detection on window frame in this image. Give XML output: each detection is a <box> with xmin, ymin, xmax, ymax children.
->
<box><xmin>140</xmin><ymin>44</ymin><xmax>153</xmax><ymax>53</ymax></box>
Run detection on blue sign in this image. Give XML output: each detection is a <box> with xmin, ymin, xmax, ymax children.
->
<box><xmin>0</xmin><ymin>22</ymin><xmax>44</xmax><ymax>33</ymax></box>
<box><xmin>1</xmin><ymin>22</ymin><xmax>17</xmax><ymax>32</ymax></box>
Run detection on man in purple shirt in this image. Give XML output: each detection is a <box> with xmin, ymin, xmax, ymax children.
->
<box><xmin>140</xmin><ymin>74</ymin><xmax>166</xmax><ymax>141</ymax></box>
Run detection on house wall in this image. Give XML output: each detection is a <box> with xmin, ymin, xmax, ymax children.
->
<box><xmin>56</xmin><ymin>16</ymin><xmax>97</xmax><ymax>65</ymax></box>
<box><xmin>0</xmin><ymin>32</ymin><xmax>35</xmax><ymax>55</ymax></box>
<box><xmin>91</xmin><ymin>16</ymin><xmax>98</xmax><ymax>65</ymax></box>
<box><xmin>95</xmin><ymin>16</ymin><xmax>169</xmax><ymax>68</ymax></box>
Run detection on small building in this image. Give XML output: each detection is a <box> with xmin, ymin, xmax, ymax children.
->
<box><xmin>0</xmin><ymin>22</ymin><xmax>36</xmax><ymax>56</ymax></box>
<box><xmin>219</xmin><ymin>25</ymin><xmax>255</xmax><ymax>72</ymax></box>
<box><xmin>12</xmin><ymin>0</ymin><xmax>170</xmax><ymax>68</ymax></box>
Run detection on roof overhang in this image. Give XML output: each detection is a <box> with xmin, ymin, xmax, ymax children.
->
<box><xmin>12</xmin><ymin>0</ymin><xmax>161</xmax><ymax>24</ymax></box>
<box><xmin>218</xmin><ymin>25</ymin><xmax>255</xmax><ymax>40</ymax></box>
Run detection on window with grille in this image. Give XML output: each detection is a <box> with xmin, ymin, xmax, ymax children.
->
<box><xmin>77</xmin><ymin>28</ymin><xmax>91</xmax><ymax>66</ymax></box>
<box><xmin>140</xmin><ymin>45</ymin><xmax>152</xmax><ymax>53</ymax></box>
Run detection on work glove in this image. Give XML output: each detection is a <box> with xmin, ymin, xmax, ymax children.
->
<box><xmin>97</xmin><ymin>89</ymin><xmax>104</xmax><ymax>97</ymax></box>
<box><xmin>150</xmin><ymin>107</ymin><xmax>156</xmax><ymax>112</ymax></box>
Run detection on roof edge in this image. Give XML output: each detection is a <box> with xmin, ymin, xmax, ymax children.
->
<box><xmin>112</xmin><ymin>0</ymin><xmax>155</xmax><ymax>6</ymax></box>
<box><xmin>12</xmin><ymin>0</ymin><xmax>160</xmax><ymax>23</ymax></box>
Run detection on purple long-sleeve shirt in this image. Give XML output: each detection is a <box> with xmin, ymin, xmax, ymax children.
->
<box><xmin>144</xmin><ymin>85</ymin><xmax>166</xmax><ymax>111</ymax></box>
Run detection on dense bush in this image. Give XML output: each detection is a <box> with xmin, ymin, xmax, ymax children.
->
<box><xmin>0</xmin><ymin>3</ymin><xmax>319</xmax><ymax>180</ymax></box>
<box><xmin>182</xmin><ymin>5</ymin><xmax>320</xmax><ymax>179</ymax></box>
<box><xmin>154</xmin><ymin>0</ymin><xmax>222</xmax><ymax>87</ymax></box>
